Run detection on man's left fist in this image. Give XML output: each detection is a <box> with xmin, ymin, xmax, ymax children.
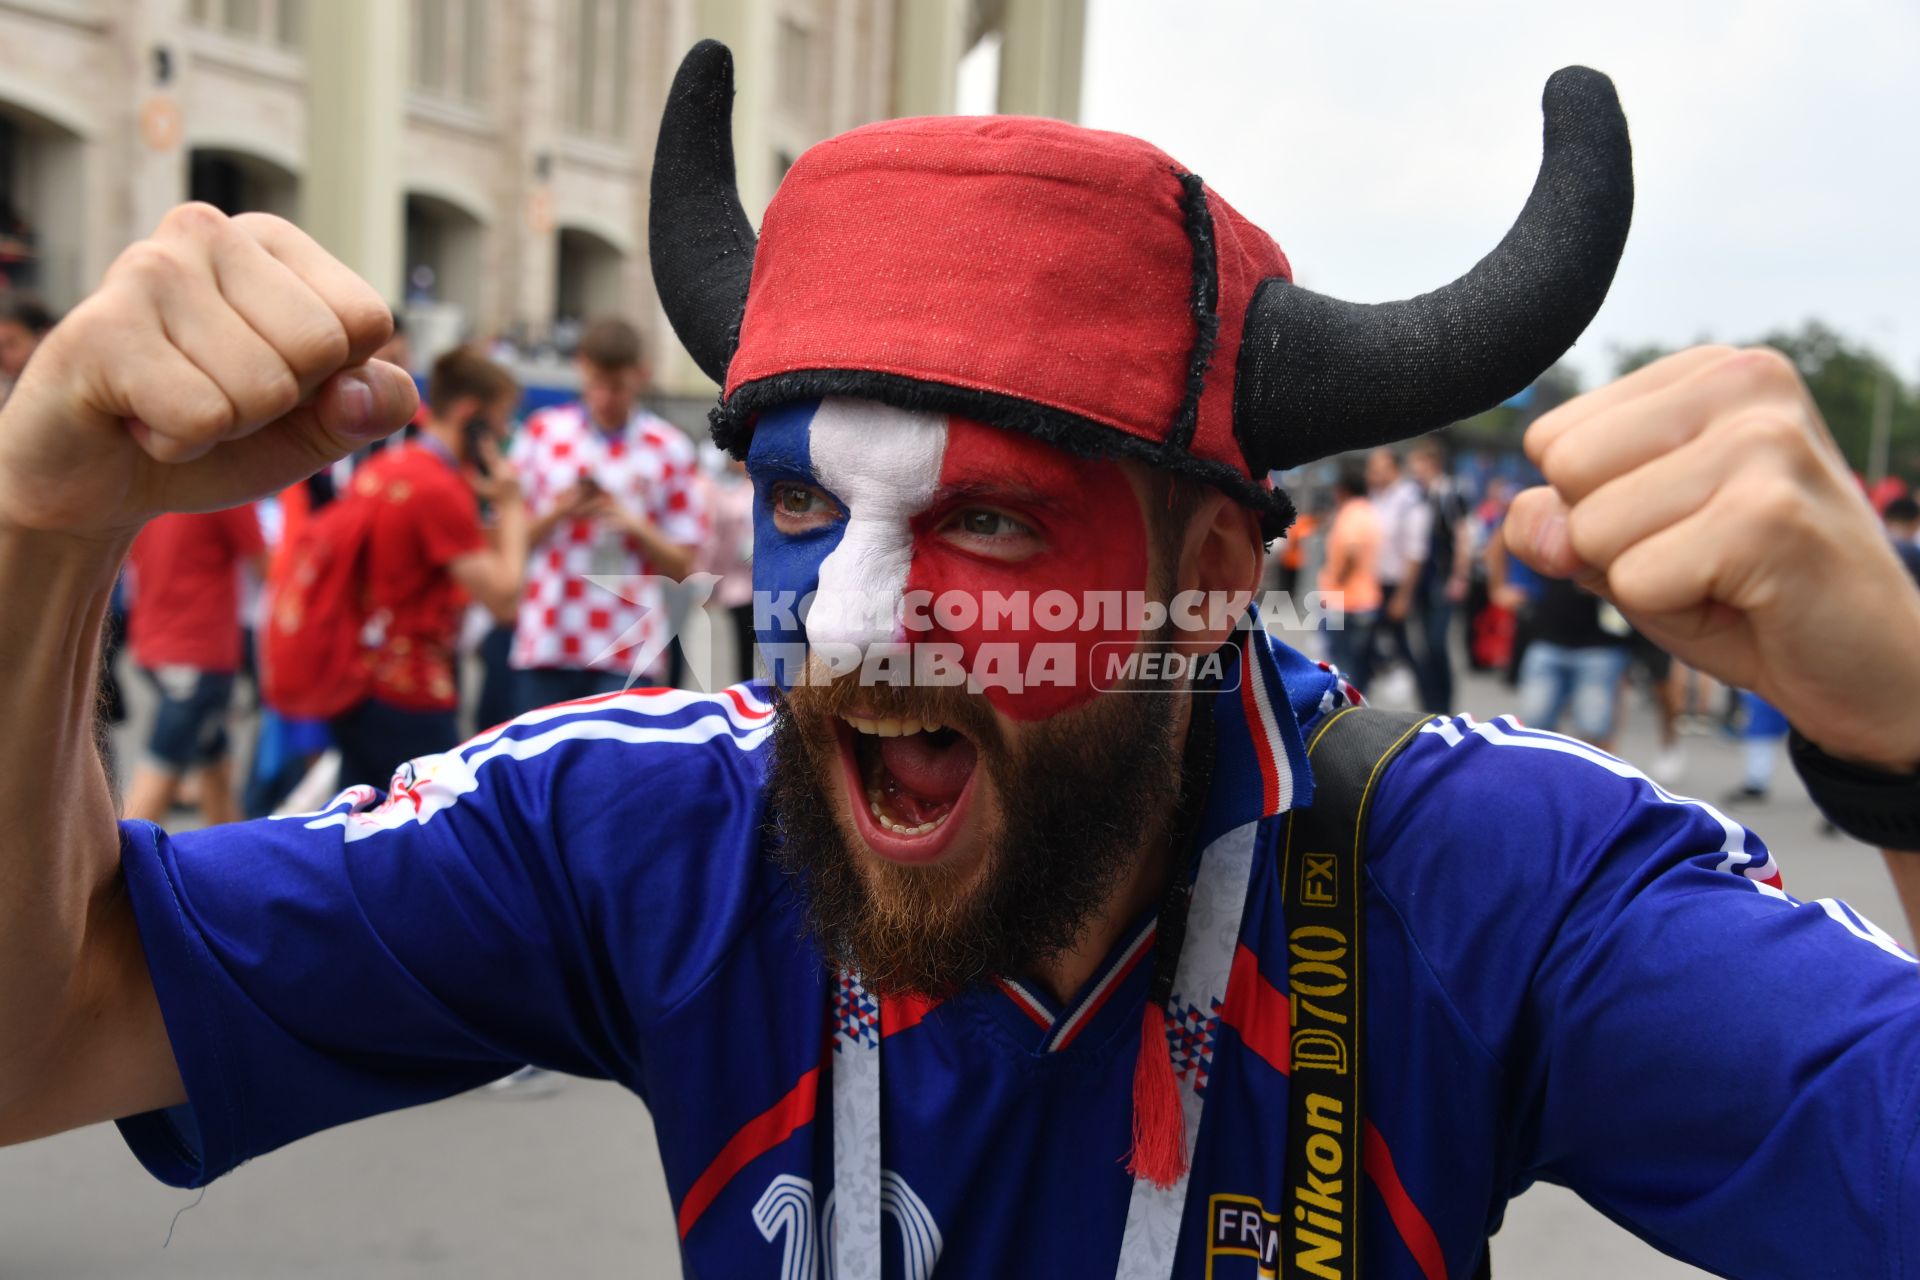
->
<box><xmin>1506</xmin><ymin>345</ymin><xmax>1920</xmax><ymax>773</ymax></box>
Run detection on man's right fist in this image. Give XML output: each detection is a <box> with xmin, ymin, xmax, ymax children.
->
<box><xmin>0</xmin><ymin>203</ymin><xmax>417</xmax><ymax>539</ymax></box>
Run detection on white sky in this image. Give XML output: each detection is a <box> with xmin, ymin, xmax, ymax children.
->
<box><xmin>1073</xmin><ymin>0</ymin><xmax>1920</xmax><ymax>388</ymax></box>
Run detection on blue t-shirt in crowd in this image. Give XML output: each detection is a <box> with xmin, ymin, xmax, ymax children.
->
<box><xmin>114</xmin><ymin>631</ymin><xmax>1920</xmax><ymax>1278</ymax></box>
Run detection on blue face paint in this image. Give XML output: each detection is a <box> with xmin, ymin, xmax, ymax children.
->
<box><xmin>746</xmin><ymin>399</ymin><xmax>842</xmax><ymax>689</ymax></box>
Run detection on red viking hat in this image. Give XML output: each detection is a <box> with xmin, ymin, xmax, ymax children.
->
<box><xmin>649</xmin><ymin>40</ymin><xmax>1633</xmax><ymax>537</ymax></box>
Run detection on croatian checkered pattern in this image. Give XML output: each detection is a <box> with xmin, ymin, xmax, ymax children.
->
<box><xmin>835</xmin><ymin>971</ymin><xmax>881</xmax><ymax>1052</ymax></box>
<box><xmin>1164</xmin><ymin>995</ymin><xmax>1222</xmax><ymax>1096</ymax></box>
<box><xmin>509</xmin><ymin>403</ymin><xmax>708</xmax><ymax>677</ymax></box>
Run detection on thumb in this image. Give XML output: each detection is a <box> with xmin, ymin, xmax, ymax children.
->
<box><xmin>1504</xmin><ymin>485</ymin><xmax>1591</xmax><ymax>582</ymax></box>
<box><xmin>163</xmin><ymin>360</ymin><xmax>418</xmax><ymax>512</ymax></box>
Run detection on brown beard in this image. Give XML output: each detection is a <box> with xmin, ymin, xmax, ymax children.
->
<box><xmin>764</xmin><ymin>674</ymin><xmax>1187</xmax><ymax>997</ymax></box>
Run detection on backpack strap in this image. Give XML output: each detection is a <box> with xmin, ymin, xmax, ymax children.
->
<box><xmin>1280</xmin><ymin>706</ymin><xmax>1434</xmax><ymax>1280</ymax></box>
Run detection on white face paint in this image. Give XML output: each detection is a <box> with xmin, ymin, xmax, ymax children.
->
<box><xmin>804</xmin><ymin>398</ymin><xmax>948</xmax><ymax>652</ymax></box>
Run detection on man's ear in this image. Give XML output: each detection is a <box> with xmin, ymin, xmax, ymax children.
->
<box><xmin>1177</xmin><ymin>489</ymin><xmax>1264</xmax><ymax>652</ymax></box>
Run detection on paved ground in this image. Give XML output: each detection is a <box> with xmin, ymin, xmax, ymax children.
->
<box><xmin>0</xmin><ymin>647</ymin><xmax>1907</xmax><ymax>1277</ymax></box>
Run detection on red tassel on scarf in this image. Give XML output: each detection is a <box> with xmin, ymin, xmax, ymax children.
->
<box><xmin>1125</xmin><ymin>1000</ymin><xmax>1189</xmax><ymax>1187</ymax></box>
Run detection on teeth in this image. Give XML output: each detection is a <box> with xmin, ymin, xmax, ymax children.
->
<box><xmin>842</xmin><ymin>713</ymin><xmax>942</xmax><ymax>738</ymax></box>
<box><xmin>867</xmin><ymin>787</ymin><xmax>946</xmax><ymax>837</ymax></box>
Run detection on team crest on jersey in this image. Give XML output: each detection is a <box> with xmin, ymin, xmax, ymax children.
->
<box><xmin>1206</xmin><ymin>1194</ymin><xmax>1282</xmax><ymax>1278</ymax></box>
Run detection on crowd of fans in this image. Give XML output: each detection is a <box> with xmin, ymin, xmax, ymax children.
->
<box><xmin>0</xmin><ymin>297</ymin><xmax>753</xmax><ymax>831</ymax></box>
<box><xmin>3</xmin><ymin>286</ymin><xmax>1917</xmax><ymax>836</ymax></box>
<box><xmin>1287</xmin><ymin>438</ymin><xmax>1920</xmax><ymax>802</ymax></box>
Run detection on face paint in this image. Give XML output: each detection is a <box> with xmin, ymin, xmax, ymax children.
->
<box><xmin>746</xmin><ymin>398</ymin><xmax>1151</xmax><ymax>719</ymax></box>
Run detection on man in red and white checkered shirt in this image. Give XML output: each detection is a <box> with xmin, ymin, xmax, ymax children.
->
<box><xmin>509</xmin><ymin>317</ymin><xmax>707</xmax><ymax>710</ymax></box>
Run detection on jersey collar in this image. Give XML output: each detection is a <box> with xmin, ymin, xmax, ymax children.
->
<box><xmin>976</xmin><ymin>617</ymin><xmax>1330</xmax><ymax>1056</ymax></box>
<box><xmin>1195</xmin><ymin>616</ymin><xmax>1325</xmax><ymax>850</ymax></box>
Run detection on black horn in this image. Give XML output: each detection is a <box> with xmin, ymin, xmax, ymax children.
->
<box><xmin>650</xmin><ymin>40</ymin><xmax>757</xmax><ymax>386</ymax></box>
<box><xmin>1232</xmin><ymin>66</ymin><xmax>1633</xmax><ymax>473</ymax></box>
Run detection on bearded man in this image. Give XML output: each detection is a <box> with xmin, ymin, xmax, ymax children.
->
<box><xmin>2</xmin><ymin>41</ymin><xmax>1919</xmax><ymax>1280</ymax></box>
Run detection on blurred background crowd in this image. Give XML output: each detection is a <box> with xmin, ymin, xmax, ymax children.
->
<box><xmin>7</xmin><ymin>288</ymin><xmax>1916</xmax><ymax>835</ymax></box>
<box><xmin>0</xmin><ymin>0</ymin><xmax>1913</xmax><ymax>837</ymax></box>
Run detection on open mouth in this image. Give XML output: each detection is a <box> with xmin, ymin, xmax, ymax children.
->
<box><xmin>835</xmin><ymin>711</ymin><xmax>981</xmax><ymax>864</ymax></box>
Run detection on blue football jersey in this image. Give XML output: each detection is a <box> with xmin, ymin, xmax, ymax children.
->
<box><xmin>115</xmin><ymin>634</ymin><xmax>1920</xmax><ymax>1278</ymax></box>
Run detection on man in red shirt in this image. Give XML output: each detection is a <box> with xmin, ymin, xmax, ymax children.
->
<box><xmin>122</xmin><ymin>505</ymin><xmax>266</xmax><ymax>826</ymax></box>
<box><xmin>326</xmin><ymin>347</ymin><xmax>529</xmax><ymax>790</ymax></box>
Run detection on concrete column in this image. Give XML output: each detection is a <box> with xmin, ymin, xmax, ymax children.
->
<box><xmin>693</xmin><ymin>0</ymin><xmax>777</xmax><ymax>219</ymax></box>
<box><xmin>121</xmin><ymin>0</ymin><xmax>192</xmax><ymax>247</ymax></box>
<box><xmin>890</xmin><ymin>0</ymin><xmax>964</xmax><ymax>119</ymax></box>
<box><xmin>302</xmin><ymin>0</ymin><xmax>406</xmax><ymax>297</ymax></box>
<box><xmin>505</xmin><ymin>0</ymin><xmax>561</xmax><ymax>344</ymax></box>
<box><xmin>996</xmin><ymin>0</ymin><xmax>1084</xmax><ymax>122</ymax></box>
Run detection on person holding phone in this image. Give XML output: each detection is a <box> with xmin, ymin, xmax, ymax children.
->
<box><xmin>317</xmin><ymin>347</ymin><xmax>529</xmax><ymax>788</ymax></box>
<box><xmin>509</xmin><ymin>316</ymin><xmax>707</xmax><ymax>708</ymax></box>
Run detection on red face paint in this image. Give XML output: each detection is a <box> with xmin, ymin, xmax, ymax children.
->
<box><xmin>903</xmin><ymin>417</ymin><xmax>1150</xmax><ymax>720</ymax></box>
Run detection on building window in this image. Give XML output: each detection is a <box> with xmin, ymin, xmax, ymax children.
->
<box><xmin>189</xmin><ymin>0</ymin><xmax>306</xmax><ymax>51</ymax></box>
<box><xmin>561</xmin><ymin>0</ymin><xmax>634</xmax><ymax>140</ymax></box>
<box><xmin>413</xmin><ymin>0</ymin><xmax>447</xmax><ymax>93</ymax></box>
<box><xmin>221</xmin><ymin>0</ymin><xmax>260</xmax><ymax>38</ymax></box>
<box><xmin>411</xmin><ymin>0</ymin><xmax>488</xmax><ymax>105</ymax></box>
<box><xmin>275</xmin><ymin>0</ymin><xmax>304</xmax><ymax>48</ymax></box>
<box><xmin>461</xmin><ymin>0</ymin><xmax>488</xmax><ymax>101</ymax></box>
<box><xmin>569</xmin><ymin>0</ymin><xmax>597</xmax><ymax>135</ymax></box>
<box><xmin>609</xmin><ymin>0</ymin><xmax>632</xmax><ymax>139</ymax></box>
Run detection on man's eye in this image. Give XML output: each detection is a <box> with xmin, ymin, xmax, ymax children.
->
<box><xmin>768</xmin><ymin>482</ymin><xmax>839</xmax><ymax>529</ymax></box>
<box><xmin>955</xmin><ymin>510</ymin><xmax>1025</xmax><ymax>538</ymax></box>
<box><xmin>939</xmin><ymin>506</ymin><xmax>1040</xmax><ymax>558</ymax></box>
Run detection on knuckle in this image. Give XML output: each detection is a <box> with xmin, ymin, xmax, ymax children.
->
<box><xmin>177</xmin><ymin>392</ymin><xmax>236</xmax><ymax>442</ymax></box>
<box><xmin>1538</xmin><ymin>433</ymin><xmax>1602</xmax><ymax>496</ymax></box>
<box><xmin>303</xmin><ymin>318</ymin><xmax>352</xmax><ymax>372</ymax></box>
<box><xmin>253</xmin><ymin>366</ymin><xmax>302</xmax><ymax>421</ymax></box>
<box><xmin>1742</xmin><ymin>474</ymin><xmax>1811</xmax><ymax>537</ymax></box>
<box><xmin>112</xmin><ymin>241</ymin><xmax>182</xmax><ymax>288</ymax></box>
<box><xmin>1713</xmin><ymin>345</ymin><xmax>1801</xmax><ymax>396</ymax></box>
<box><xmin>159</xmin><ymin>201</ymin><xmax>230</xmax><ymax>241</ymax></box>
<box><xmin>1607</xmin><ymin>568</ymin><xmax>1664</xmax><ymax>615</ymax></box>
<box><xmin>1563</xmin><ymin>501</ymin><xmax>1612</xmax><ymax>565</ymax></box>
<box><xmin>229</xmin><ymin>210</ymin><xmax>295</xmax><ymax>240</ymax></box>
<box><xmin>1721</xmin><ymin>406</ymin><xmax>1811</xmax><ymax>461</ymax></box>
<box><xmin>338</xmin><ymin>290</ymin><xmax>393</xmax><ymax>347</ymax></box>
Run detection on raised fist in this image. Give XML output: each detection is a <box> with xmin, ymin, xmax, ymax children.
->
<box><xmin>1506</xmin><ymin>345</ymin><xmax>1920</xmax><ymax>772</ymax></box>
<box><xmin>0</xmin><ymin>203</ymin><xmax>417</xmax><ymax>539</ymax></box>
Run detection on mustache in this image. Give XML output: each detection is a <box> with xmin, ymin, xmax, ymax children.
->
<box><xmin>778</xmin><ymin>670</ymin><xmax>1005</xmax><ymax>755</ymax></box>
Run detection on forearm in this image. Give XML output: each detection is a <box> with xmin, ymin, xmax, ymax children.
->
<box><xmin>475</xmin><ymin>502</ymin><xmax>529</xmax><ymax>622</ymax></box>
<box><xmin>494</xmin><ymin>500</ymin><xmax>529</xmax><ymax>572</ymax></box>
<box><xmin>0</xmin><ymin>526</ymin><xmax>133</xmax><ymax>1105</ymax></box>
<box><xmin>1391</xmin><ymin>566</ymin><xmax>1421</xmax><ymax>611</ymax></box>
<box><xmin>624</xmin><ymin>516</ymin><xmax>695</xmax><ymax>580</ymax></box>
<box><xmin>1883</xmin><ymin>852</ymin><xmax>1920</xmax><ymax>955</ymax></box>
<box><xmin>525</xmin><ymin>504</ymin><xmax>568</xmax><ymax>551</ymax></box>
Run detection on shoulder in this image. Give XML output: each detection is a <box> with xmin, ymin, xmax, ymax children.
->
<box><xmin>520</xmin><ymin>404</ymin><xmax>584</xmax><ymax>450</ymax></box>
<box><xmin>460</xmin><ymin>682</ymin><xmax>776</xmax><ymax>804</ymax></box>
<box><xmin>637</xmin><ymin>415</ymin><xmax>698</xmax><ymax>465</ymax></box>
<box><xmin>333</xmin><ymin>682</ymin><xmax>780</xmax><ymax>910</ymax></box>
<box><xmin>1367</xmin><ymin>712</ymin><xmax>1776</xmax><ymax>900</ymax></box>
<box><xmin>1354</xmin><ymin>713</ymin><xmax>1785</xmax><ymax>1050</ymax></box>
<box><xmin>408</xmin><ymin>462</ymin><xmax>479</xmax><ymax>521</ymax></box>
